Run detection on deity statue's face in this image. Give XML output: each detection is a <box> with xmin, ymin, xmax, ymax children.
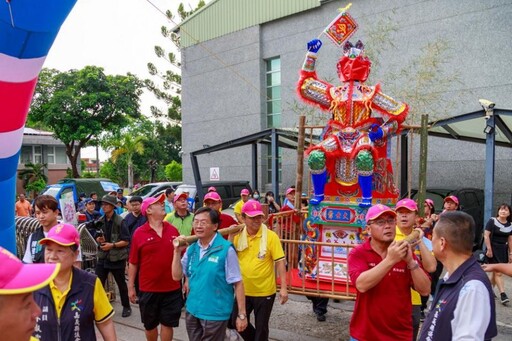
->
<box><xmin>336</xmin><ymin>55</ymin><xmax>372</xmax><ymax>83</ymax></box>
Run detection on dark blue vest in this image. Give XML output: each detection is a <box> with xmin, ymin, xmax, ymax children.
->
<box><xmin>419</xmin><ymin>257</ymin><xmax>497</xmax><ymax>341</ymax></box>
<box><xmin>33</xmin><ymin>267</ymin><xmax>100</xmax><ymax>341</ymax></box>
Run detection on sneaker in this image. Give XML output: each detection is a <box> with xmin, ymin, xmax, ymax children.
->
<box><xmin>500</xmin><ymin>293</ymin><xmax>509</xmax><ymax>305</ymax></box>
<box><xmin>316</xmin><ymin>314</ymin><xmax>326</xmax><ymax>322</ymax></box>
<box><xmin>122</xmin><ymin>307</ymin><xmax>132</xmax><ymax>317</ymax></box>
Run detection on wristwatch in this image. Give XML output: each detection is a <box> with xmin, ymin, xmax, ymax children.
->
<box><xmin>237</xmin><ymin>313</ymin><xmax>246</xmax><ymax>320</ymax></box>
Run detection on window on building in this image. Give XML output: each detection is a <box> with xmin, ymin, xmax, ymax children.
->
<box><xmin>266</xmin><ymin>57</ymin><xmax>281</xmax><ymax>128</ymax></box>
<box><xmin>46</xmin><ymin>146</ymin><xmax>56</xmax><ymax>164</ymax></box>
<box><xmin>265</xmin><ymin>57</ymin><xmax>282</xmax><ymax>183</ymax></box>
<box><xmin>33</xmin><ymin>146</ymin><xmax>42</xmax><ymax>164</ymax></box>
<box><xmin>20</xmin><ymin>146</ymin><xmax>32</xmax><ymax>164</ymax></box>
<box><xmin>19</xmin><ymin>145</ymin><xmax>69</xmax><ymax>165</ymax></box>
<box><xmin>55</xmin><ymin>147</ymin><xmax>68</xmax><ymax>164</ymax></box>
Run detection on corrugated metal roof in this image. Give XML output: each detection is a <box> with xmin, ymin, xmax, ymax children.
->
<box><xmin>177</xmin><ymin>0</ymin><xmax>321</xmax><ymax>48</ymax></box>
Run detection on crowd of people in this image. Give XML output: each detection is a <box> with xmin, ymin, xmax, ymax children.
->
<box><xmin>5</xmin><ymin>187</ymin><xmax>512</xmax><ymax>340</ymax></box>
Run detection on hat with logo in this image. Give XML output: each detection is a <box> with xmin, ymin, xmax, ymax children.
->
<box><xmin>117</xmin><ymin>188</ymin><xmax>124</xmax><ymax>194</ymax></box>
<box><xmin>0</xmin><ymin>247</ymin><xmax>60</xmax><ymax>295</ymax></box>
<box><xmin>395</xmin><ymin>198</ymin><xmax>418</xmax><ymax>212</ymax></box>
<box><xmin>240</xmin><ymin>189</ymin><xmax>250</xmax><ymax>196</ymax></box>
<box><xmin>242</xmin><ymin>200</ymin><xmax>264</xmax><ymax>217</ymax></box>
<box><xmin>39</xmin><ymin>223</ymin><xmax>81</xmax><ymax>247</ymax></box>
<box><xmin>204</xmin><ymin>192</ymin><xmax>221</xmax><ymax>202</ymax></box>
<box><xmin>444</xmin><ymin>195</ymin><xmax>459</xmax><ymax>206</ymax></box>
<box><xmin>173</xmin><ymin>192</ymin><xmax>188</xmax><ymax>204</ymax></box>
<box><xmin>141</xmin><ymin>194</ymin><xmax>166</xmax><ymax>216</ymax></box>
<box><xmin>84</xmin><ymin>198</ymin><xmax>96</xmax><ymax>204</ymax></box>
<box><xmin>101</xmin><ymin>195</ymin><xmax>117</xmax><ymax>207</ymax></box>
<box><xmin>365</xmin><ymin>204</ymin><xmax>396</xmax><ymax>223</ymax></box>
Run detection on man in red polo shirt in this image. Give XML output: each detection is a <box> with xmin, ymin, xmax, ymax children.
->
<box><xmin>348</xmin><ymin>204</ymin><xmax>431</xmax><ymax>341</ymax></box>
<box><xmin>128</xmin><ymin>194</ymin><xmax>183</xmax><ymax>341</ymax></box>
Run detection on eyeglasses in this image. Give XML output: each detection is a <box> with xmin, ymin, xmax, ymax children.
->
<box><xmin>369</xmin><ymin>218</ymin><xmax>396</xmax><ymax>226</ymax></box>
<box><xmin>193</xmin><ymin>220</ymin><xmax>211</xmax><ymax>227</ymax></box>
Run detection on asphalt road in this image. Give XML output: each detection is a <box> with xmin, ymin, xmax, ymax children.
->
<box><xmin>98</xmin><ymin>272</ymin><xmax>512</xmax><ymax>340</ymax></box>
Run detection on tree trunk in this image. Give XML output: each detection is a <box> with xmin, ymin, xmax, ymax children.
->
<box><xmin>66</xmin><ymin>145</ymin><xmax>81</xmax><ymax>178</ymax></box>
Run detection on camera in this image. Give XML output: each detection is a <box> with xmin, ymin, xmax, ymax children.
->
<box><xmin>85</xmin><ymin>219</ymin><xmax>104</xmax><ymax>238</ymax></box>
<box><xmin>479</xmin><ymin>99</ymin><xmax>495</xmax><ymax>111</ymax></box>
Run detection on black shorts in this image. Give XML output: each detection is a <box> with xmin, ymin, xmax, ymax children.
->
<box><xmin>138</xmin><ymin>289</ymin><xmax>184</xmax><ymax>330</ymax></box>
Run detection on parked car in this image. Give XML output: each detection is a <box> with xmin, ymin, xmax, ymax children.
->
<box><xmin>408</xmin><ymin>188</ymin><xmax>485</xmax><ymax>250</ymax></box>
<box><xmin>42</xmin><ymin>178</ymin><xmax>119</xmax><ymax>207</ymax></box>
<box><xmin>126</xmin><ymin>182</ymin><xmax>182</xmax><ymax>201</ymax></box>
<box><xmin>176</xmin><ymin>181</ymin><xmax>252</xmax><ymax>210</ymax></box>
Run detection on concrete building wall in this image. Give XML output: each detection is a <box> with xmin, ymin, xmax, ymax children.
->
<box><xmin>181</xmin><ymin>0</ymin><xmax>512</xmax><ymax>205</ymax></box>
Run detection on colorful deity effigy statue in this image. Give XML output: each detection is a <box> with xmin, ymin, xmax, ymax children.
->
<box><xmin>295</xmin><ymin>6</ymin><xmax>409</xmax><ymax>282</ymax></box>
<box><xmin>297</xmin><ymin>15</ymin><xmax>408</xmax><ymax>207</ymax></box>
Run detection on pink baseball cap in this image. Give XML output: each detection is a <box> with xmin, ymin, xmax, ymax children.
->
<box><xmin>395</xmin><ymin>198</ymin><xmax>418</xmax><ymax>212</ymax></box>
<box><xmin>444</xmin><ymin>195</ymin><xmax>459</xmax><ymax>206</ymax></box>
<box><xmin>425</xmin><ymin>199</ymin><xmax>435</xmax><ymax>209</ymax></box>
<box><xmin>173</xmin><ymin>192</ymin><xmax>188</xmax><ymax>204</ymax></box>
<box><xmin>286</xmin><ymin>187</ymin><xmax>296</xmax><ymax>195</ymax></box>
<box><xmin>365</xmin><ymin>204</ymin><xmax>396</xmax><ymax>223</ymax></box>
<box><xmin>242</xmin><ymin>200</ymin><xmax>264</xmax><ymax>217</ymax></box>
<box><xmin>39</xmin><ymin>223</ymin><xmax>81</xmax><ymax>247</ymax></box>
<box><xmin>240</xmin><ymin>189</ymin><xmax>250</xmax><ymax>196</ymax></box>
<box><xmin>141</xmin><ymin>193</ymin><xmax>166</xmax><ymax>216</ymax></box>
<box><xmin>0</xmin><ymin>247</ymin><xmax>60</xmax><ymax>294</ymax></box>
<box><xmin>204</xmin><ymin>191</ymin><xmax>221</xmax><ymax>202</ymax></box>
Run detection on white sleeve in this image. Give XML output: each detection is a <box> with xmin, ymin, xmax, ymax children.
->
<box><xmin>451</xmin><ymin>280</ymin><xmax>491</xmax><ymax>340</ymax></box>
<box><xmin>22</xmin><ymin>234</ymin><xmax>34</xmax><ymax>263</ymax></box>
<box><xmin>76</xmin><ymin>245</ymin><xmax>83</xmax><ymax>262</ymax></box>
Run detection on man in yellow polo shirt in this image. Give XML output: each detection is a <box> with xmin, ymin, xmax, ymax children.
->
<box><xmin>233</xmin><ymin>188</ymin><xmax>251</xmax><ymax>223</ymax></box>
<box><xmin>231</xmin><ymin>200</ymin><xmax>288</xmax><ymax>340</ymax></box>
<box><xmin>394</xmin><ymin>198</ymin><xmax>437</xmax><ymax>340</ymax></box>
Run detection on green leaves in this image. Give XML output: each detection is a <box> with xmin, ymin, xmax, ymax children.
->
<box><xmin>28</xmin><ymin>66</ymin><xmax>144</xmax><ymax>177</ymax></box>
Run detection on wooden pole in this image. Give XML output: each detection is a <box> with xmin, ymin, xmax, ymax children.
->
<box><xmin>417</xmin><ymin>114</ymin><xmax>429</xmax><ymax>217</ymax></box>
<box><xmin>173</xmin><ymin>224</ymin><xmax>245</xmax><ymax>247</ymax></box>
<box><xmin>295</xmin><ymin>115</ymin><xmax>306</xmax><ymax>209</ymax></box>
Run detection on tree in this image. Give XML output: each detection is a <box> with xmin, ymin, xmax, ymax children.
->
<box><xmin>18</xmin><ymin>163</ymin><xmax>48</xmax><ymax>197</ymax></box>
<box><xmin>28</xmin><ymin>66</ymin><xmax>144</xmax><ymax>177</ymax></box>
<box><xmin>110</xmin><ymin>134</ymin><xmax>146</xmax><ymax>190</ymax></box>
<box><xmin>144</xmin><ymin>1</ymin><xmax>205</xmax><ymax>161</ymax></box>
<box><xmin>165</xmin><ymin>160</ymin><xmax>182</xmax><ymax>181</ymax></box>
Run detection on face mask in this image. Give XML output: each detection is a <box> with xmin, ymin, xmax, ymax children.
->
<box><xmin>253</xmin><ymin>194</ymin><xmax>260</xmax><ymax>199</ymax></box>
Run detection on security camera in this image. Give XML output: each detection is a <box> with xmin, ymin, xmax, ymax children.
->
<box><xmin>479</xmin><ymin>99</ymin><xmax>495</xmax><ymax>110</ymax></box>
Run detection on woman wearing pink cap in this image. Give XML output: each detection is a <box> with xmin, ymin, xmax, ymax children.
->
<box><xmin>0</xmin><ymin>247</ymin><xmax>59</xmax><ymax>341</ymax></box>
<box><xmin>419</xmin><ymin>199</ymin><xmax>436</xmax><ymax>240</ymax></box>
<box><xmin>33</xmin><ymin>223</ymin><xmax>116</xmax><ymax>341</ymax></box>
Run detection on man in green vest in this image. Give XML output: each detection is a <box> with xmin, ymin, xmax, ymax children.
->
<box><xmin>172</xmin><ymin>207</ymin><xmax>247</xmax><ymax>339</ymax></box>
